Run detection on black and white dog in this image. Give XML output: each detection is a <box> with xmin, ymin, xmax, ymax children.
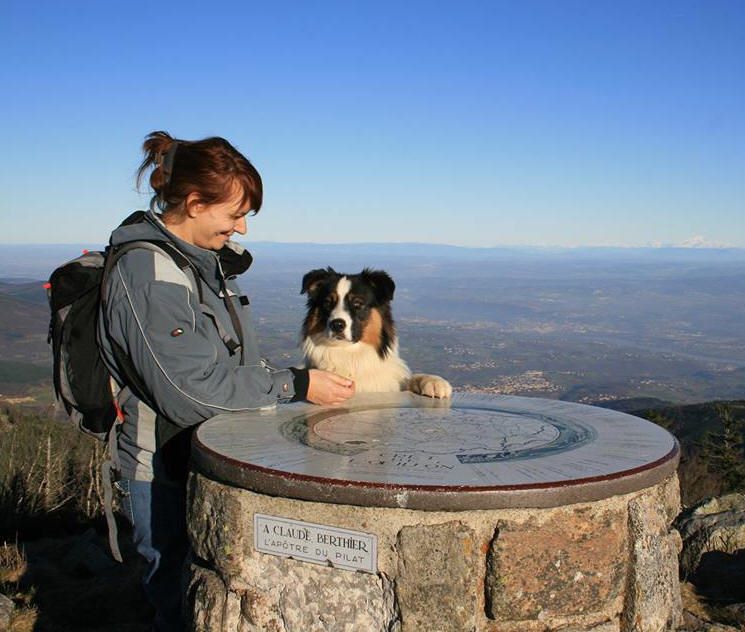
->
<box><xmin>300</xmin><ymin>267</ymin><xmax>452</xmax><ymax>398</ymax></box>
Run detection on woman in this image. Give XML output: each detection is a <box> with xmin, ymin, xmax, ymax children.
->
<box><xmin>97</xmin><ymin>131</ymin><xmax>354</xmax><ymax>631</ymax></box>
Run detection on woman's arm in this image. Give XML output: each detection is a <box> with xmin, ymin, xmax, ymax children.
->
<box><xmin>102</xmin><ymin>250</ymin><xmax>295</xmax><ymax>427</ymax></box>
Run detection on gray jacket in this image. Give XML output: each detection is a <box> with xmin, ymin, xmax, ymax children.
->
<box><xmin>97</xmin><ymin>211</ymin><xmax>297</xmax><ymax>482</ymax></box>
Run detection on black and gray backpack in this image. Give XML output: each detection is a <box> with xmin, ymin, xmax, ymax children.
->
<box><xmin>47</xmin><ymin>236</ymin><xmax>200</xmax><ymax>440</ymax></box>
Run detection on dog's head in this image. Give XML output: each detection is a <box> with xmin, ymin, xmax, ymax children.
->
<box><xmin>300</xmin><ymin>267</ymin><xmax>396</xmax><ymax>357</ymax></box>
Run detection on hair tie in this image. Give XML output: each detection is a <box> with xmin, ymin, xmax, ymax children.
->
<box><xmin>161</xmin><ymin>141</ymin><xmax>179</xmax><ymax>185</ymax></box>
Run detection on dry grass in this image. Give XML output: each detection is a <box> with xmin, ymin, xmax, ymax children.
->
<box><xmin>9</xmin><ymin>608</ymin><xmax>38</xmax><ymax>632</ymax></box>
<box><xmin>0</xmin><ymin>540</ymin><xmax>27</xmax><ymax>584</ymax></box>
<box><xmin>0</xmin><ymin>406</ymin><xmax>107</xmax><ymax>542</ymax></box>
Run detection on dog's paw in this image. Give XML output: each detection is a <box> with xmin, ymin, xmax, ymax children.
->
<box><xmin>408</xmin><ymin>374</ymin><xmax>453</xmax><ymax>399</ymax></box>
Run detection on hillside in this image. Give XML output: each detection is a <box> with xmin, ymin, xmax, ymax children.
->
<box><xmin>625</xmin><ymin>400</ymin><xmax>745</xmax><ymax>505</ymax></box>
<box><xmin>0</xmin><ymin>281</ymin><xmax>51</xmax><ymax>409</ymax></box>
<box><xmin>600</xmin><ymin>397</ymin><xmax>745</xmax><ymax>505</ymax></box>
<box><xmin>0</xmin><ymin>281</ymin><xmax>49</xmax><ymax>363</ymax></box>
<box><xmin>0</xmin><ymin>280</ymin><xmax>48</xmax><ymax>306</ymax></box>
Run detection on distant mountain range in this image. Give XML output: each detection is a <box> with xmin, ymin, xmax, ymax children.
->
<box><xmin>1</xmin><ymin>242</ymin><xmax>745</xmax><ymax>281</ymax></box>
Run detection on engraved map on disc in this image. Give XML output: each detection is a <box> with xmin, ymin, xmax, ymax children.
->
<box><xmin>195</xmin><ymin>392</ymin><xmax>677</xmax><ymax>492</ymax></box>
<box><xmin>281</xmin><ymin>406</ymin><xmax>595</xmax><ymax>466</ymax></box>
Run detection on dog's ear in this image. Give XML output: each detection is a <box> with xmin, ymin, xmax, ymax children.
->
<box><xmin>362</xmin><ymin>269</ymin><xmax>395</xmax><ymax>303</ymax></box>
<box><xmin>301</xmin><ymin>267</ymin><xmax>335</xmax><ymax>296</ymax></box>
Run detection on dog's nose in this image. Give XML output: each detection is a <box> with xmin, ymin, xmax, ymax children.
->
<box><xmin>329</xmin><ymin>319</ymin><xmax>346</xmax><ymax>334</ymax></box>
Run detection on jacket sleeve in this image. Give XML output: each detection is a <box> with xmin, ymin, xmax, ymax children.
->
<box><xmin>103</xmin><ymin>250</ymin><xmax>296</xmax><ymax>428</ymax></box>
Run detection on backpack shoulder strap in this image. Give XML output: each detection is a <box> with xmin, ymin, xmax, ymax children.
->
<box><xmin>99</xmin><ymin>239</ymin><xmax>207</xmax><ymax>414</ymax></box>
<box><xmin>102</xmin><ymin>239</ymin><xmax>204</xmax><ymax>304</ymax></box>
<box><xmin>113</xmin><ymin>240</ymin><xmax>245</xmax><ymax>365</ymax></box>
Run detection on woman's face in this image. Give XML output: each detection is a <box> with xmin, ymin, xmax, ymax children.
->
<box><xmin>189</xmin><ymin>182</ymin><xmax>251</xmax><ymax>250</ymax></box>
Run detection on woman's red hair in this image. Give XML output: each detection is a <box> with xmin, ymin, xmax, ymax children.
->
<box><xmin>136</xmin><ymin>131</ymin><xmax>262</xmax><ymax>216</ymax></box>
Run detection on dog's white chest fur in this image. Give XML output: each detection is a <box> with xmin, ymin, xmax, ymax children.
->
<box><xmin>302</xmin><ymin>336</ymin><xmax>411</xmax><ymax>393</ymax></box>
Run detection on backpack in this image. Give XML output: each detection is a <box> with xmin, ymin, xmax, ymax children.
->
<box><xmin>46</xmin><ymin>228</ymin><xmax>204</xmax><ymax>561</ymax></box>
<box><xmin>46</xmin><ymin>238</ymin><xmax>201</xmax><ymax>440</ymax></box>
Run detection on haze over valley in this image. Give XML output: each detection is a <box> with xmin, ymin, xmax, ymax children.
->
<box><xmin>2</xmin><ymin>243</ymin><xmax>744</xmax><ymax>408</ymax></box>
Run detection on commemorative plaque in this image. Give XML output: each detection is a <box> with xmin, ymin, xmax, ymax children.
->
<box><xmin>253</xmin><ymin>513</ymin><xmax>377</xmax><ymax>573</ymax></box>
<box><xmin>188</xmin><ymin>393</ymin><xmax>682</xmax><ymax>632</ymax></box>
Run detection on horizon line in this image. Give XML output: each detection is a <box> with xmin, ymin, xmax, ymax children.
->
<box><xmin>0</xmin><ymin>240</ymin><xmax>743</xmax><ymax>251</ymax></box>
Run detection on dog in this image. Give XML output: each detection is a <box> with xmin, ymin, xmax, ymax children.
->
<box><xmin>300</xmin><ymin>267</ymin><xmax>452</xmax><ymax>398</ymax></box>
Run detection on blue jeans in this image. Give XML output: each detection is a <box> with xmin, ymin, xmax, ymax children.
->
<box><xmin>119</xmin><ymin>478</ymin><xmax>188</xmax><ymax>632</ymax></box>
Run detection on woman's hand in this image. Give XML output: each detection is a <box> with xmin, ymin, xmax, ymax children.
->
<box><xmin>306</xmin><ymin>369</ymin><xmax>355</xmax><ymax>406</ymax></box>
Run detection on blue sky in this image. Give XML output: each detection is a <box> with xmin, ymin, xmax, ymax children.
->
<box><xmin>1</xmin><ymin>0</ymin><xmax>743</xmax><ymax>247</ymax></box>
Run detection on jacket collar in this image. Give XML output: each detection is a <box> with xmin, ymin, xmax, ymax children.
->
<box><xmin>108</xmin><ymin>210</ymin><xmax>253</xmax><ymax>294</ymax></box>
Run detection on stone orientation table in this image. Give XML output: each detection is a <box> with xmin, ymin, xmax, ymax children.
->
<box><xmin>186</xmin><ymin>392</ymin><xmax>683</xmax><ymax>632</ymax></box>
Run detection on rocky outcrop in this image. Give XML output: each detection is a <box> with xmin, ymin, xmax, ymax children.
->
<box><xmin>676</xmin><ymin>494</ymin><xmax>745</xmax><ymax>576</ymax></box>
<box><xmin>675</xmin><ymin>493</ymin><xmax>745</xmax><ymax>604</ymax></box>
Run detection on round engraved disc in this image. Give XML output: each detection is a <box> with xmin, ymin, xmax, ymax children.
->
<box><xmin>192</xmin><ymin>392</ymin><xmax>679</xmax><ymax>510</ymax></box>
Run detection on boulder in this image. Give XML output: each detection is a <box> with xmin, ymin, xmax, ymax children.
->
<box><xmin>675</xmin><ymin>493</ymin><xmax>745</xmax><ymax>602</ymax></box>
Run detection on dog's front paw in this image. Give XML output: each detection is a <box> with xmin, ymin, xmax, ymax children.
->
<box><xmin>408</xmin><ymin>374</ymin><xmax>453</xmax><ymax>399</ymax></box>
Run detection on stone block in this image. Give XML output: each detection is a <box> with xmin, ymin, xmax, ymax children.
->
<box><xmin>395</xmin><ymin>521</ymin><xmax>479</xmax><ymax>632</ymax></box>
<box><xmin>189</xmin><ymin>553</ymin><xmax>398</xmax><ymax>631</ymax></box>
<box><xmin>485</xmin><ymin>507</ymin><xmax>627</xmax><ymax>622</ymax></box>
<box><xmin>657</xmin><ymin>474</ymin><xmax>682</xmax><ymax>524</ymax></box>
<box><xmin>267</xmin><ymin>562</ymin><xmax>397</xmax><ymax>632</ymax></box>
<box><xmin>187</xmin><ymin>473</ymin><xmax>248</xmax><ymax>577</ymax></box>
<box><xmin>186</xmin><ymin>473</ymin><xmax>684</xmax><ymax>631</ymax></box>
<box><xmin>561</xmin><ymin>621</ymin><xmax>621</xmax><ymax>632</ymax></box>
<box><xmin>622</xmin><ymin>495</ymin><xmax>683</xmax><ymax>632</ymax></box>
<box><xmin>187</xmin><ymin>564</ymin><xmax>228</xmax><ymax>632</ymax></box>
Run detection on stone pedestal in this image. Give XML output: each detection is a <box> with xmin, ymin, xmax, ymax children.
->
<box><xmin>186</xmin><ymin>393</ymin><xmax>682</xmax><ymax>632</ymax></box>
